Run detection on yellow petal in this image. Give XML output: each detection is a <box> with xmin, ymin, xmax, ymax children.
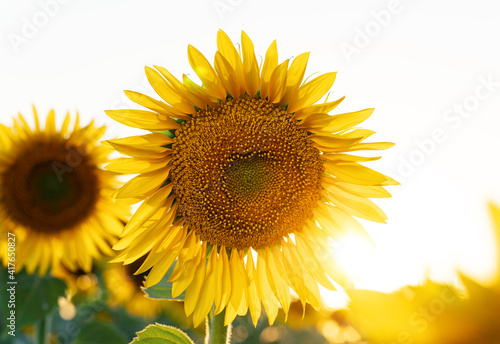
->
<box><xmin>323</xmin><ymin>108</ymin><xmax>374</xmax><ymax>132</ymax></box>
<box><xmin>105</xmin><ymin>109</ymin><xmax>180</xmax><ymax>130</ymax></box>
<box><xmin>294</xmin><ymin>96</ymin><xmax>345</xmax><ymax>121</ymax></box>
<box><xmin>294</xmin><ymin>236</ymin><xmax>336</xmax><ymax>290</ymax></box>
<box><xmin>214</xmin><ymin>52</ymin><xmax>240</xmax><ymax>98</ymax></box>
<box><xmin>341</xmin><ymin>129</ymin><xmax>375</xmax><ymax>140</ymax></box>
<box><xmin>107</xmin><ymin>143</ymin><xmax>169</xmax><ymax>159</ymax></box>
<box><xmin>124</xmin><ymin>90</ymin><xmax>191</xmax><ymax>120</ymax></box>
<box><xmin>311</xmin><ymin>134</ymin><xmax>362</xmax><ymax>152</ymax></box>
<box><xmin>114</xmin><ymin>166</ymin><xmax>171</xmax><ymax>199</ymax></box>
<box><xmin>182</xmin><ymin>74</ymin><xmax>219</xmax><ymax>108</ymax></box>
<box><xmin>224</xmin><ymin>302</ymin><xmax>239</xmax><ymax>326</ymax></box>
<box><xmin>325</xmin><ymin>162</ymin><xmax>399</xmax><ymax>186</ymax></box>
<box><xmin>245</xmin><ymin>251</ymin><xmax>262</xmax><ymax>326</ymax></box>
<box><xmin>32</xmin><ymin>105</ymin><xmax>40</xmax><ymax>131</ymax></box>
<box><xmin>113</xmin><ymin>207</ymin><xmax>169</xmax><ymax>257</ymax></box>
<box><xmin>136</xmin><ymin>226</ymin><xmax>185</xmax><ymax>275</ymax></box>
<box><xmin>304</xmin><ymin>276</ymin><xmax>321</xmax><ymax>310</ymax></box>
<box><xmin>298</xmin><ymin>113</ymin><xmax>333</xmax><ymax>131</ymax></box>
<box><xmin>241</xmin><ymin>31</ymin><xmax>260</xmax><ymax>97</ymax></box>
<box><xmin>171</xmin><ymin>243</ymin><xmax>202</xmax><ymax>297</ymax></box>
<box><xmin>45</xmin><ymin>109</ymin><xmax>56</xmax><ymax>135</ymax></box>
<box><xmin>105</xmin><ymin>157</ymin><xmax>170</xmax><ymax>174</ymax></box>
<box><xmin>256</xmin><ymin>253</ymin><xmax>279</xmax><ymax>325</ymax></box>
<box><xmin>154</xmin><ymin>65</ymin><xmax>204</xmax><ymax>111</ymax></box>
<box><xmin>120</xmin><ymin>185</ymin><xmax>173</xmax><ymax>237</ymax></box>
<box><xmin>188</xmin><ymin>45</ymin><xmax>227</xmax><ymax>100</ymax></box>
<box><xmin>268</xmin><ymin>60</ymin><xmax>289</xmax><ymax>104</ymax></box>
<box><xmin>322</xmin><ymin>154</ymin><xmax>381</xmax><ymax>163</ymax></box>
<box><xmin>284</xmin><ymin>241</ymin><xmax>321</xmax><ymax>310</ymax></box>
<box><xmin>87</xmin><ymin>216</ymin><xmax>119</xmax><ymax>255</ymax></box>
<box><xmin>265</xmin><ymin>247</ymin><xmax>291</xmax><ymax>315</ymax></box>
<box><xmin>260</xmin><ymin>40</ymin><xmax>278</xmax><ymax>100</ymax></box>
<box><xmin>193</xmin><ymin>247</ymin><xmax>217</xmax><ymax>327</ymax></box>
<box><xmin>311</xmin><ymin>234</ymin><xmax>352</xmax><ymax>289</ymax></box>
<box><xmin>315</xmin><ymin>203</ymin><xmax>374</xmax><ymax>245</ymax></box>
<box><xmin>60</xmin><ymin>112</ymin><xmax>71</xmax><ymax>135</ymax></box>
<box><xmin>174</xmin><ymin>230</ymin><xmax>200</xmax><ymax>267</ymax></box>
<box><xmin>27</xmin><ymin>239</ymin><xmax>44</xmax><ymax>275</ymax></box>
<box><xmin>323</xmin><ymin>184</ymin><xmax>388</xmax><ymax>223</ymax></box>
<box><xmin>37</xmin><ymin>239</ymin><xmax>51</xmax><ymax>275</ymax></box>
<box><xmin>215</xmin><ymin>247</ymin><xmax>232</xmax><ymax>315</ymax></box>
<box><xmin>145</xmin><ymin>66</ymin><xmax>195</xmax><ymax>115</ymax></box>
<box><xmin>144</xmin><ymin>240</ymin><xmax>183</xmax><ymax>288</ymax></box>
<box><xmin>184</xmin><ymin>243</ymin><xmax>207</xmax><ymax>316</ymax></box>
<box><xmin>334</xmin><ymin>182</ymin><xmax>392</xmax><ymax>198</ymax></box>
<box><xmin>288</xmin><ymin>72</ymin><xmax>337</xmax><ymax>113</ymax></box>
<box><xmin>343</xmin><ymin>141</ymin><xmax>396</xmax><ymax>152</ymax></box>
<box><xmin>282</xmin><ymin>240</ymin><xmax>308</xmax><ymax>307</ymax></box>
<box><xmin>109</xmin><ymin>133</ymin><xmax>173</xmax><ymax>147</ymax></box>
<box><xmin>229</xmin><ymin>249</ymin><xmax>248</xmax><ymax>316</ymax></box>
<box><xmin>17</xmin><ymin>113</ymin><xmax>32</xmax><ymax>133</ymax></box>
<box><xmin>280</xmin><ymin>52</ymin><xmax>310</xmax><ymax>105</ymax></box>
<box><xmin>217</xmin><ymin>30</ymin><xmax>245</xmax><ymax>95</ymax></box>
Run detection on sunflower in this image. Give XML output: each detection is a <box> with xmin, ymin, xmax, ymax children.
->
<box><xmin>348</xmin><ymin>278</ymin><xmax>500</xmax><ymax>344</ymax></box>
<box><xmin>52</xmin><ymin>264</ymin><xmax>101</xmax><ymax>298</ymax></box>
<box><xmin>104</xmin><ymin>258</ymin><xmax>165</xmax><ymax>318</ymax></box>
<box><xmin>0</xmin><ymin>108</ymin><xmax>129</xmax><ymax>275</ymax></box>
<box><xmin>104</xmin><ymin>255</ymin><xmax>189</xmax><ymax>324</ymax></box>
<box><xmin>347</xmin><ymin>203</ymin><xmax>500</xmax><ymax>344</ymax></box>
<box><xmin>107</xmin><ymin>30</ymin><xmax>397</xmax><ymax>327</ymax></box>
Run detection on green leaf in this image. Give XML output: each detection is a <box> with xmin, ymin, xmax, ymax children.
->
<box><xmin>73</xmin><ymin>320</ymin><xmax>127</xmax><ymax>344</ymax></box>
<box><xmin>142</xmin><ymin>264</ymin><xmax>185</xmax><ymax>301</ymax></box>
<box><xmin>13</xmin><ymin>270</ymin><xmax>67</xmax><ymax>327</ymax></box>
<box><xmin>130</xmin><ymin>323</ymin><xmax>194</xmax><ymax>344</ymax></box>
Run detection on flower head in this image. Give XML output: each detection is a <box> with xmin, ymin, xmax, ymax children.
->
<box><xmin>0</xmin><ymin>108</ymin><xmax>129</xmax><ymax>275</ymax></box>
<box><xmin>107</xmin><ymin>30</ymin><xmax>396</xmax><ymax>327</ymax></box>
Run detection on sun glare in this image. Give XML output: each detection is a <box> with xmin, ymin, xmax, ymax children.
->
<box><xmin>333</xmin><ymin>235</ymin><xmax>377</xmax><ymax>285</ymax></box>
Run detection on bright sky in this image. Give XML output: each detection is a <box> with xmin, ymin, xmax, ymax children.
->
<box><xmin>1</xmin><ymin>0</ymin><xmax>500</xmax><ymax>308</ymax></box>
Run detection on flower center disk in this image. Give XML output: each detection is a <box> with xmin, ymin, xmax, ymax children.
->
<box><xmin>1</xmin><ymin>139</ymin><xmax>99</xmax><ymax>233</ymax></box>
<box><xmin>171</xmin><ymin>97</ymin><xmax>324</xmax><ymax>250</ymax></box>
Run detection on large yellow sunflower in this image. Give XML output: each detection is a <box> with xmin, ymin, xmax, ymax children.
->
<box><xmin>0</xmin><ymin>108</ymin><xmax>130</xmax><ymax>275</ymax></box>
<box><xmin>107</xmin><ymin>30</ymin><xmax>397</xmax><ymax>327</ymax></box>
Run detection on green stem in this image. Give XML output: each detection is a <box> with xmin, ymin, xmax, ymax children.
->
<box><xmin>36</xmin><ymin>312</ymin><xmax>52</xmax><ymax>344</ymax></box>
<box><xmin>206</xmin><ymin>309</ymin><xmax>232</xmax><ymax>344</ymax></box>
<box><xmin>36</xmin><ymin>317</ymin><xmax>46</xmax><ymax>344</ymax></box>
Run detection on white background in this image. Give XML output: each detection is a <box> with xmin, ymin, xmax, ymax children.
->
<box><xmin>1</xmin><ymin>0</ymin><xmax>500</xmax><ymax>303</ymax></box>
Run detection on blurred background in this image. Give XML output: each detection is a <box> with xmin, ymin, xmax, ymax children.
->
<box><xmin>1</xmin><ymin>0</ymin><xmax>499</xmax><ymax>343</ymax></box>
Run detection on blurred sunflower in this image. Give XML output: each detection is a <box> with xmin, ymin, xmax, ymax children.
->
<box><xmin>52</xmin><ymin>265</ymin><xmax>100</xmax><ymax>298</ymax></box>
<box><xmin>0</xmin><ymin>108</ymin><xmax>129</xmax><ymax>275</ymax></box>
<box><xmin>347</xmin><ymin>202</ymin><xmax>500</xmax><ymax>344</ymax></box>
<box><xmin>104</xmin><ymin>256</ymin><xmax>185</xmax><ymax>320</ymax></box>
<box><xmin>107</xmin><ymin>30</ymin><xmax>397</xmax><ymax>327</ymax></box>
<box><xmin>280</xmin><ymin>302</ymin><xmax>361</xmax><ymax>343</ymax></box>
